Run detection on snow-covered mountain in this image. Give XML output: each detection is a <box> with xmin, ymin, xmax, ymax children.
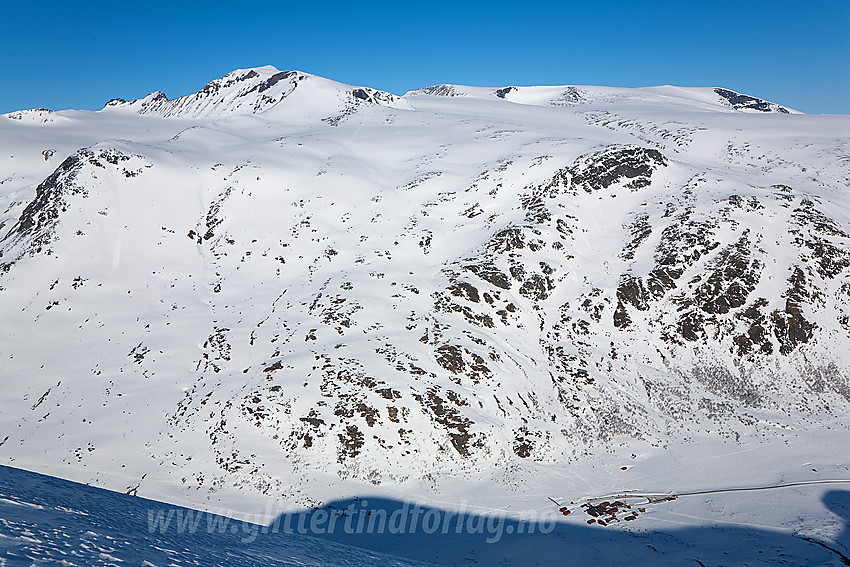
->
<box><xmin>102</xmin><ymin>65</ymin><xmax>411</xmax><ymax>119</ymax></box>
<box><xmin>2</xmin><ymin>65</ymin><xmax>850</xmax><ymax>563</ymax></box>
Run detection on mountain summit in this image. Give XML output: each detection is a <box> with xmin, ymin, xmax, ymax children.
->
<box><xmin>100</xmin><ymin>65</ymin><xmax>411</xmax><ymax>119</ymax></box>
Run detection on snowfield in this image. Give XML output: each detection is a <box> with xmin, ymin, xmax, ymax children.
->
<box><xmin>1</xmin><ymin>65</ymin><xmax>850</xmax><ymax>565</ymax></box>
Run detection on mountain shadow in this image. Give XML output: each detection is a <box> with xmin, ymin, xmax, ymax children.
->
<box><xmin>1</xmin><ymin>465</ymin><xmax>848</xmax><ymax>566</ymax></box>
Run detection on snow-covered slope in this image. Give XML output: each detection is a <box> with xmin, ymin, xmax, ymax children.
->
<box><xmin>0</xmin><ymin>464</ymin><xmax>435</xmax><ymax>567</ymax></box>
<box><xmin>1</xmin><ymin>65</ymin><xmax>850</xmax><ymax>563</ymax></box>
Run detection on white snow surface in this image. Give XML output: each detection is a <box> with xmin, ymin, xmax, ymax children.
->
<box><xmin>1</xmin><ymin>65</ymin><xmax>850</xmax><ymax>564</ymax></box>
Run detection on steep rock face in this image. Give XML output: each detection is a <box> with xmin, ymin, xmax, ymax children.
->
<box><xmin>2</xmin><ymin>153</ymin><xmax>84</xmax><ymax>264</ymax></box>
<box><xmin>0</xmin><ymin>68</ymin><xmax>848</xmax><ymax>513</ymax></box>
<box><xmin>1</xmin><ymin>148</ymin><xmax>151</xmax><ymax>271</ymax></box>
<box><xmin>714</xmin><ymin>88</ymin><xmax>791</xmax><ymax>113</ymax></box>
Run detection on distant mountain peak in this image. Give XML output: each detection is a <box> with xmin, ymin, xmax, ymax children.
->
<box><xmin>4</xmin><ymin>108</ymin><xmax>62</xmax><ymax>124</ymax></box>
<box><xmin>408</xmin><ymin>82</ymin><xmax>796</xmax><ymax>113</ymax></box>
<box><xmin>102</xmin><ymin>65</ymin><xmax>411</xmax><ymax>119</ymax></box>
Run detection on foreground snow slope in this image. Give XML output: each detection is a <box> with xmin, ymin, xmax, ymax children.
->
<box><xmin>0</xmin><ymin>465</ymin><xmax>435</xmax><ymax>567</ymax></box>
<box><xmin>2</xmin><ymin>465</ymin><xmax>849</xmax><ymax>566</ymax></box>
<box><xmin>1</xmin><ymin>65</ymin><xmax>850</xmax><ymax>558</ymax></box>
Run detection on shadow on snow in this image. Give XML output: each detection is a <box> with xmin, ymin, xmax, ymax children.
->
<box><xmin>1</xmin><ymin>465</ymin><xmax>848</xmax><ymax>566</ymax></box>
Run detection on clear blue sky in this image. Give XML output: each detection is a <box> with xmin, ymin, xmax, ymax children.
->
<box><xmin>1</xmin><ymin>0</ymin><xmax>848</xmax><ymax>114</ymax></box>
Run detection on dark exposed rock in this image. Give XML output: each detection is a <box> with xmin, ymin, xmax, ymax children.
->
<box><xmin>253</xmin><ymin>71</ymin><xmax>296</xmax><ymax>93</ymax></box>
<box><xmin>200</xmin><ymin>70</ymin><xmax>260</xmax><ymax>97</ymax></box>
<box><xmin>412</xmin><ymin>387</ymin><xmax>474</xmax><ymax>457</ymax></box>
<box><xmin>617</xmin><ymin>273</ymin><xmax>649</xmax><ymax>311</ymax></box>
<box><xmin>494</xmin><ymin>87</ymin><xmax>516</xmax><ymax>99</ymax></box>
<box><xmin>646</xmin><ymin>214</ymin><xmax>718</xmax><ymax>298</ymax></box>
<box><xmin>1</xmin><ymin>152</ymin><xmax>90</xmax><ymax>270</ymax></box>
<box><xmin>513</xmin><ymin>429</ymin><xmax>534</xmax><ymax>457</ymax></box>
<box><xmin>771</xmin><ymin>267</ymin><xmax>817</xmax><ymax>355</ymax></box>
<box><xmin>376</xmin><ymin>387</ymin><xmax>401</xmax><ymax>400</ymax></box>
<box><xmin>570</xmin><ymin>146</ymin><xmax>667</xmax><ymax>193</ymax></box>
<box><xmin>337</xmin><ymin>424</ymin><xmax>365</xmax><ymax>461</ymax></box>
<box><xmin>355</xmin><ymin>402</ymin><xmax>380</xmax><ymax>427</ymax></box>
<box><xmin>433</xmin><ymin>291</ymin><xmax>494</xmax><ymax>328</ymax></box>
<box><xmin>435</xmin><ymin>344</ymin><xmax>465</xmax><ymax>374</ymax></box>
<box><xmin>772</xmin><ymin>305</ymin><xmax>815</xmax><ymax>355</ymax></box>
<box><xmin>508</xmin><ymin>260</ymin><xmax>525</xmax><ymax>282</ymax></box>
<box><xmin>550</xmin><ymin>86</ymin><xmax>586</xmax><ymax>106</ymax></box>
<box><xmin>13</xmin><ymin>154</ymin><xmax>82</xmax><ymax>235</ymax></box>
<box><xmin>410</xmin><ymin>85</ymin><xmax>461</xmax><ymax>97</ymax></box>
<box><xmin>734</xmin><ymin>298</ymin><xmax>774</xmax><ymax>356</ymax></box>
<box><xmin>791</xmin><ymin>200</ymin><xmax>850</xmax><ymax>279</ymax></box>
<box><xmin>463</xmin><ymin>261</ymin><xmax>511</xmax><ymax>289</ymax></box>
<box><xmin>449</xmin><ymin>281</ymin><xmax>480</xmax><ymax>303</ymax></box>
<box><xmin>487</xmin><ymin>227</ymin><xmax>526</xmax><ymax>253</ymax></box>
<box><xmin>694</xmin><ymin>233</ymin><xmax>761</xmax><ymax>315</ymax></box>
<box><xmin>714</xmin><ymin>88</ymin><xmax>790</xmax><ymax>113</ymax></box>
<box><xmin>621</xmin><ymin>213</ymin><xmax>651</xmax><ymax>260</ymax></box>
<box><xmin>612</xmin><ymin>193</ymin><xmax>832</xmax><ymax>358</ymax></box>
<box><xmin>519</xmin><ymin>273</ymin><xmax>553</xmax><ymax>302</ymax></box>
<box><xmin>6</xmin><ymin>108</ymin><xmax>54</xmax><ymax>120</ymax></box>
<box><xmin>520</xmin><ymin>193</ymin><xmax>551</xmax><ymax>223</ymax></box>
<box><xmin>676</xmin><ymin>311</ymin><xmax>705</xmax><ymax>342</ymax></box>
<box><xmin>348</xmin><ymin>87</ymin><xmax>403</xmax><ymax>106</ymax></box>
<box><xmin>614</xmin><ymin>274</ymin><xmax>649</xmax><ymax>329</ymax></box>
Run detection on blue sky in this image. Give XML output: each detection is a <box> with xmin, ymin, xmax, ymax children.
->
<box><xmin>1</xmin><ymin>0</ymin><xmax>848</xmax><ymax>114</ymax></box>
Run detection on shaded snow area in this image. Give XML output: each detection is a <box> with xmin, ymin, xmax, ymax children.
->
<box><xmin>0</xmin><ymin>465</ymin><xmax>433</xmax><ymax>566</ymax></box>
<box><xmin>2</xmin><ymin>65</ymin><xmax>850</xmax><ymax>565</ymax></box>
<box><xmin>1</xmin><ymin>465</ymin><xmax>849</xmax><ymax>565</ymax></box>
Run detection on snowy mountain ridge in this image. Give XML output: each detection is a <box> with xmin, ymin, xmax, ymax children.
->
<box><xmin>100</xmin><ymin>65</ymin><xmax>411</xmax><ymax>119</ymax></box>
<box><xmin>406</xmin><ymin>82</ymin><xmax>797</xmax><ymax>114</ymax></box>
<box><xmin>1</xmin><ymin>66</ymin><xmax>849</xmax><ymax>560</ymax></box>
